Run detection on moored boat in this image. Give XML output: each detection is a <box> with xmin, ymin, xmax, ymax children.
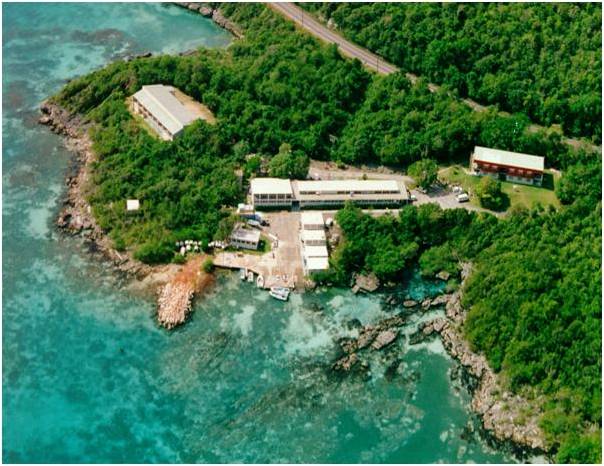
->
<box><xmin>269</xmin><ymin>286</ymin><xmax>290</xmax><ymax>301</ymax></box>
<box><xmin>247</xmin><ymin>271</ymin><xmax>254</xmax><ymax>282</ymax></box>
<box><xmin>256</xmin><ymin>274</ymin><xmax>264</xmax><ymax>288</ymax></box>
<box><xmin>240</xmin><ymin>268</ymin><xmax>246</xmax><ymax>280</ymax></box>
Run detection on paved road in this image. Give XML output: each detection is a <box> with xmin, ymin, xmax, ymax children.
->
<box><xmin>268</xmin><ymin>2</ymin><xmax>599</xmax><ymax>154</ymax></box>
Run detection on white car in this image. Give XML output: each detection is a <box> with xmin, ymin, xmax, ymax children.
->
<box><xmin>452</xmin><ymin>186</ymin><xmax>463</xmax><ymax>194</ymax></box>
<box><xmin>409</xmin><ymin>194</ymin><xmax>417</xmax><ymax>202</ymax></box>
<box><xmin>456</xmin><ymin>193</ymin><xmax>469</xmax><ymax>203</ymax></box>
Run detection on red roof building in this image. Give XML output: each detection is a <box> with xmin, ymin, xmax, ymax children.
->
<box><xmin>471</xmin><ymin>146</ymin><xmax>545</xmax><ymax>186</ymax></box>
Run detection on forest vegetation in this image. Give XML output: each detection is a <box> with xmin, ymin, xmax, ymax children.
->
<box><xmin>52</xmin><ymin>4</ymin><xmax>600</xmax><ymax>461</ymax></box>
<box><xmin>320</xmin><ymin>150</ymin><xmax>601</xmax><ymax>463</ymax></box>
<box><xmin>303</xmin><ymin>2</ymin><xmax>602</xmax><ymax>142</ymax></box>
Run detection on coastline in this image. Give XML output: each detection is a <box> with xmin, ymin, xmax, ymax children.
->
<box><xmin>174</xmin><ymin>2</ymin><xmax>244</xmax><ymax>39</ymax></box>
<box><xmin>39</xmin><ymin>101</ymin><xmax>153</xmax><ymax>280</ymax></box>
<box><xmin>419</xmin><ymin>265</ymin><xmax>549</xmax><ymax>458</ymax></box>
<box><xmin>38</xmin><ymin>99</ymin><xmax>548</xmax><ymax>458</ymax></box>
<box><xmin>36</xmin><ymin>5</ymin><xmax>550</xmax><ymax>455</ymax></box>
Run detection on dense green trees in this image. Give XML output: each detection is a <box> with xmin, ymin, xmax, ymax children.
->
<box><xmin>55</xmin><ymin>3</ymin><xmax>371</xmax><ymax>260</ymax></box>
<box><xmin>303</xmin><ymin>2</ymin><xmax>602</xmax><ymax>142</ymax></box>
<box><xmin>52</xmin><ymin>5</ymin><xmax>600</xmax><ymax>460</ymax></box>
<box><xmin>332</xmin><ymin>72</ymin><xmax>569</xmax><ymax>168</ymax></box>
<box><xmin>268</xmin><ymin>143</ymin><xmax>310</xmax><ymax>179</ymax></box>
<box><xmin>327</xmin><ymin>153</ymin><xmax>601</xmax><ymax>463</ymax></box>
<box><xmin>408</xmin><ymin>159</ymin><xmax>438</xmax><ymax>189</ymax></box>
<box><xmin>474</xmin><ymin>176</ymin><xmax>507</xmax><ymax>211</ymax></box>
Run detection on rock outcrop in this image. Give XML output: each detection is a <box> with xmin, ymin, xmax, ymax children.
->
<box><xmin>421</xmin><ymin>263</ymin><xmax>548</xmax><ymax>453</ymax></box>
<box><xmin>351</xmin><ymin>272</ymin><xmax>380</xmax><ymax>293</ymax></box>
<box><xmin>157</xmin><ymin>282</ymin><xmax>194</xmax><ymax>329</ymax></box>
<box><xmin>39</xmin><ymin>101</ymin><xmax>152</xmax><ymax>279</ymax></box>
<box><xmin>174</xmin><ymin>3</ymin><xmax>244</xmax><ymax>38</ymax></box>
<box><xmin>371</xmin><ymin>330</ymin><xmax>398</xmax><ymax>350</ymax></box>
<box><xmin>332</xmin><ymin>314</ymin><xmax>405</xmax><ymax>372</ymax></box>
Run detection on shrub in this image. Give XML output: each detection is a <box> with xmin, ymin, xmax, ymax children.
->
<box><xmin>202</xmin><ymin>258</ymin><xmax>215</xmax><ymax>273</ymax></box>
<box><xmin>134</xmin><ymin>241</ymin><xmax>174</xmax><ymax>264</ymax></box>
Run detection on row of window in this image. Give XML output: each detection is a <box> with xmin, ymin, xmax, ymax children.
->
<box><xmin>134</xmin><ymin>99</ymin><xmax>173</xmax><ymax>139</ymax></box>
<box><xmin>254</xmin><ymin>194</ymin><xmax>293</xmax><ymax>200</ymax></box>
<box><xmin>298</xmin><ymin>190</ymin><xmax>400</xmax><ymax>195</ymax></box>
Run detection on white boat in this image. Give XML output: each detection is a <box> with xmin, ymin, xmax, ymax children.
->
<box><xmin>269</xmin><ymin>286</ymin><xmax>290</xmax><ymax>301</ymax></box>
<box><xmin>256</xmin><ymin>274</ymin><xmax>264</xmax><ymax>288</ymax></box>
<box><xmin>247</xmin><ymin>271</ymin><xmax>254</xmax><ymax>282</ymax></box>
<box><xmin>240</xmin><ymin>268</ymin><xmax>246</xmax><ymax>280</ymax></box>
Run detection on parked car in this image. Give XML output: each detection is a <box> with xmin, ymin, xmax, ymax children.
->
<box><xmin>456</xmin><ymin>193</ymin><xmax>469</xmax><ymax>203</ymax></box>
<box><xmin>409</xmin><ymin>194</ymin><xmax>417</xmax><ymax>202</ymax></box>
<box><xmin>452</xmin><ymin>186</ymin><xmax>463</xmax><ymax>194</ymax></box>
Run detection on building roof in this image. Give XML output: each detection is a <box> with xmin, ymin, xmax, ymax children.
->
<box><xmin>250</xmin><ymin>178</ymin><xmax>293</xmax><ymax>195</ymax></box>
<box><xmin>306</xmin><ymin>256</ymin><xmax>329</xmax><ymax>271</ymax></box>
<box><xmin>473</xmin><ymin>146</ymin><xmax>545</xmax><ymax>172</ymax></box>
<box><xmin>126</xmin><ymin>199</ymin><xmax>140</xmax><ymax>211</ymax></box>
<box><xmin>301</xmin><ymin>229</ymin><xmax>326</xmax><ymax>242</ymax></box>
<box><xmin>231</xmin><ymin>227</ymin><xmax>260</xmax><ymax>243</ymax></box>
<box><xmin>133</xmin><ymin>85</ymin><xmax>198</xmax><ymax>136</ymax></box>
<box><xmin>295</xmin><ymin>179</ymin><xmax>404</xmax><ymax>194</ymax></box>
<box><xmin>303</xmin><ymin>245</ymin><xmax>329</xmax><ymax>258</ymax></box>
<box><xmin>301</xmin><ymin>211</ymin><xmax>324</xmax><ymax>227</ymax></box>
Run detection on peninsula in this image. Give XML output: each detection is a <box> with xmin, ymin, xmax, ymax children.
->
<box><xmin>40</xmin><ymin>2</ymin><xmax>601</xmax><ymax>463</ymax></box>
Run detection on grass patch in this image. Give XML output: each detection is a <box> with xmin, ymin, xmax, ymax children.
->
<box><xmin>439</xmin><ymin>165</ymin><xmax>560</xmax><ymax>211</ymax></box>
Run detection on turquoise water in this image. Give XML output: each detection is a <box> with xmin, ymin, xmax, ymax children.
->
<box><xmin>3</xmin><ymin>3</ymin><xmax>514</xmax><ymax>463</ymax></box>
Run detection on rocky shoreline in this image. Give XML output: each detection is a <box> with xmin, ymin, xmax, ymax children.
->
<box><xmin>39</xmin><ymin>101</ymin><xmax>154</xmax><ymax>279</ymax></box>
<box><xmin>38</xmin><ymin>101</ymin><xmax>209</xmax><ymax>329</ymax></box>
<box><xmin>37</xmin><ymin>6</ymin><xmax>550</xmax><ymax>452</ymax></box>
<box><xmin>174</xmin><ymin>2</ymin><xmax>244</xmax><ymax>39</ymax></box>
<box><xmin>332</xmin><ymin>272</ymin><xmax>549</xmax><ymax>459</ymax></box>
<box><xmin>415</xmin><ymin>265</ymin><xmax>549</xmax><ymax>457</ymax></box>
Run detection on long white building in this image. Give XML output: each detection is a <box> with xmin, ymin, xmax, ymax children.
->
<box><xmin>132</xmin><ymin>85</ymin><xmax>200</xmax><ymax>140</ymax></box>
<box><xmin>250</xmin><ymin>178</ymin><xmax>294</xmax><ymax>208</ymax></box>
<box><xmin>250</xmin><ymin>178</ymin><xmax>408</xmax><ymax>209</ymax></box>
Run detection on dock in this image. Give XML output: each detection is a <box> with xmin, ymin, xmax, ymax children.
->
<box><xmin>213</xmin><ymin>252</ymin><xmax>296</xmax><ymax>289</ymax></box>
<box><xmin>214</xmin><ymin>211</ymin><xmax>303</xmax><ymax>290</ymax></box>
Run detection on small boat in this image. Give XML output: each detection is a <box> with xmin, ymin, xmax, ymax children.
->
<box><xmin>240</xmin><ymin>268</ymin><xmax>246</xmax><ymax>280</ymax></box>
<box><xmin>269</xmin><ymin>286</ymin><xmax>290</xmax><ymax>301</ymax></box>
<box><xmin>256</xmin><ymin>274</ymin><xmax>264</xmax><ymax>288</ymax></box>
<box><xmin>247</xmin><ymin>271</ymin><xmax>254</xmax><ymax>282</ymax></box>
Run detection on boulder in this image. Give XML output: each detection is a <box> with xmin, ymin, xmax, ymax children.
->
<box><xmin>402</xmin><ymin>299</ymin><xmax>418</xmax><ymax>308</ymax></box>
<box><xmin>332</xmin><ymin>352</ymin><xmax>358</xmax><ymax>372</ymax></box>
<box><xmin>430</xmin><ymin>294</ymin><xmax>450</xmax><ymax>307</ymax></box>
<box><xmin>371</xmin><ymin>330</ymin><xmax>398</xmax><ymax>350</ymax></box>
<box><xmin>357</xmin><ymin>327</ymin><xmax>376</xmax><ymax>349</ymax></box>
<box><xmin>353</xmin><ymin>273</ymin><xmax>380</xmax><ymax>293</ymax></box>
<box><xmin>338</xmin><ymin>338</ymin><xmax>357</xmax><ymax>354</ymax></box>
<box><xmin>199</xmin><ymin>5</ymin><xmax>213</xmax><ymax>16</ymax></box>
<box><xmin>436</xmin><ymin>270</ymin><xmax>451</xmax><ymax>281</ymax></box>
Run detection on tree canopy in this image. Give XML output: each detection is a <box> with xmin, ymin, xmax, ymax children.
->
<box><xmin>408</xmin><ymin>159</ymin><xmax>438</xmax><ymax>189</ymax></box>
<box><xmin>325</xmin><ymin>153</ymin><xmax>601</xmax><ymax>463</ymax></box>
<box><xmin>52</xmin><ymin>5</ymin><xmax>601</xmax><ymax>460</ymax></box>
<box><xmin>268</xmin><ymin>143</ymin><xmax>310</xmax><ymax>179</ymax></box>
<box><xmin>304</xmin><ymin>2</ymin><xmax>602</xmax><ymax>142</ymax></box>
